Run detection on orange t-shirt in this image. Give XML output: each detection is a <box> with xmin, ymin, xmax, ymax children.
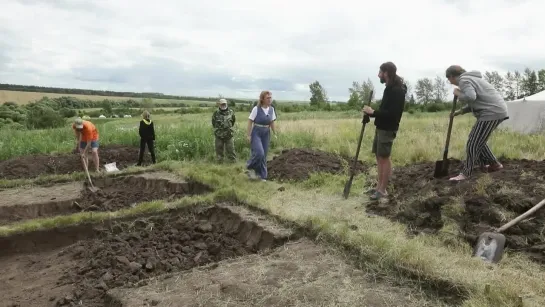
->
<box><xmin>72</xmin><ymin>121</ymin><xmax>99</xmax><ymax>141</ymax></box>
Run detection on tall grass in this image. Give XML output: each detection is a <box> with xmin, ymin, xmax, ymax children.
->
<box><xmin>2</xmin><ymin>111</ymin><xmax>545</xmax><ymax>163</ymax></box>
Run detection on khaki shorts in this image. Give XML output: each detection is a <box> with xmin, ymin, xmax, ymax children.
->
<box><xmin>372</xmin><ymin>129</ymin><xmax>397</xmax><ymax>158</ymax></box>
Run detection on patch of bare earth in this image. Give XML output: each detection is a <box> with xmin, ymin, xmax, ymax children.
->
<box><xmin>0</xmin><ymin>172</ymin><xmax>211</xmax><ymax>224</ymax></box>
<box><xmin>108</xmin><ymin>238</ymin><xmax>445</xmax><ymax>307</ymax></box>
<box><xmin>366</xmin><ymin>158</ymin><xmax>545</xmax><ymax>264</ymax></box>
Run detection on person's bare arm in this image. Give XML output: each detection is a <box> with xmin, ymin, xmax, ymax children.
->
<box><xmin>247</xmin><ymin>119</ymin><xmax>253</xmax><ymax>141</ymax></box>
<box><xmin>270</xmin><ymin>120</ymin><xmax>276</xmax><ymax>134</ymax></box>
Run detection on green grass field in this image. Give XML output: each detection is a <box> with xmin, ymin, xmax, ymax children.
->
<box><xmin>1</xmin><ymin>110</ymin><xmax>544</xmax><ymax>307</ymax></box>
<box><xmin>2</xmin><ymin>110</ymin><xmax>545</xmax><ymax>162</ymax></box>
<box><xmin>0</xmin><ymin>89</ymin><xmax>309</xmax><ymax>106</ymax></box>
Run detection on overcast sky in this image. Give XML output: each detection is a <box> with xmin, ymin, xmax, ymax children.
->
<box><xmin>1</xmin><ymin>0</ymin><xmax>544</xmax><ymax>101</ymax></box>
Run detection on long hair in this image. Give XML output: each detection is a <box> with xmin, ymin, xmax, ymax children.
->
<box><xmin>258</xmin><ymin>90</ymin><xmax>271</xmax><ymax>107</ymax></box>
<box><xmin>380</xmin><ymin>62</ymin><xmax>404</xmax><ymax>87</ymax></box>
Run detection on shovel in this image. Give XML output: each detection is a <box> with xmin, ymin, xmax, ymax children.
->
<box><xmin>473</xmin><ymin>197</ymin><xmax>545</xmax><ymax>263</ymax></box>
<box><xmin>343</xmin><ymin>90</ymin><xmax>373</xmax><ymax>199</ymax></box>
<box><xmin>80</xmin><ymin>154</ymin><xmax>99</xmax><ymax>193</ymax></box>
<box><xmin>433</xmin><ymin>95</ymin><xmax>458</xmax><ymax>178</ymax></box>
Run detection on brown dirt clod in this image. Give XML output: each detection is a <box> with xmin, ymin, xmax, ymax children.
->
<box><xmin>267</xmin><ymin>148</ymin><xmax>369</xmax><ymax>182</ymax></box>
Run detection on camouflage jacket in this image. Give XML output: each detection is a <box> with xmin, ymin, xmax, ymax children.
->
<box><xmin>212</xmin><ymin>108</ymin><xmax>236</xmax><ymax>139</ymax></box>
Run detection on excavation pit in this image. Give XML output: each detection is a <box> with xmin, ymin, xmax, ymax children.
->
<box><xmin>0</xmin><ymin>172</ymin><xmax>212</xmax><ymax>224</ymax></box>
<box><xmin>0</xmin><ymin>203</ymin><xmax>295</xmax><ymax>307</ymax></box>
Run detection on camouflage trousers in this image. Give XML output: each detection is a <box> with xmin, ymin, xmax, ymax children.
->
<box><xmin>215</xmin><ymin>136</ymin><xmax>236</xmax><ymax>163</ymax></box>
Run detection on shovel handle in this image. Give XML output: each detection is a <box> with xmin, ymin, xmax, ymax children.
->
<box><xmin>443</xmin><ymin>95</ymin><xmax>458</xmax><ymax>161</ymax></box>
<box><xmin>497</xmin><ymin>198</ymin><xmax>545</xmax><ymax>233</ymax></box>
<box><xmin>351</xmin><ymin>90</ymin><xmax>374</xmax><ymax>169</ymax></box>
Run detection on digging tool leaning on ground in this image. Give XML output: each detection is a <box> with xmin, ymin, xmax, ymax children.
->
<box><xmin>362</xmin><ymin>61</ymin><xmax>407</xmax><ymax>201</ymax></box>
<box><xmin>72</xmin><ymin>117</ymin><xmax>101</xmax><ymax>173</ymax></box>
<box><xmin>445</xmin><ymin>65</ymin><xmax>509</xmax><ymax>182</ymax></box>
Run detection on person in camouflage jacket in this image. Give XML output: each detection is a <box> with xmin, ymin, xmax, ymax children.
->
<box><xmin>212</xmin><ymin>99</ymin><xmax>236</xmax><ymax>162</ymax></box>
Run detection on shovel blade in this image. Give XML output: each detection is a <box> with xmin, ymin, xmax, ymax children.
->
<box><xmin>342</xmin><ymin>176</ymin><xmax>354</xmax><ymax>199</ymax></box>
<box><xmin>88</xmin><ymin>186</ymin><xmax>99</xmax><ymax>193</ymax></box>
<box><xmin>473</xmin><ymin>232</ymin><xmax>506</xmax><ymax>263</ymax></box>
<box><xmin>433</xmin><ymin>159</ymin><xmax>450</xmax><ymax>178</ymax></box>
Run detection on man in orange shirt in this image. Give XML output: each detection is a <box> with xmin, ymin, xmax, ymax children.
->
<box><xmin>72</xmin><ymin>117</ymin><xmax>100</xmax><ymax>172</ymax></box>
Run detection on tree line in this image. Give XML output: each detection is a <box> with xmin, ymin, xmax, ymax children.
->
<box><xmin>413</xmin><ymin>68</ymin><xmax>545</xmax><ymax>103</ymax></box>
<box><xmin>308</xmin><ymin>66</ymin><xmax>545</xmax><ymax>113</ymax></box>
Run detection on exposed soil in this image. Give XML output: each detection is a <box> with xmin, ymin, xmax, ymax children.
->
<box><xmin>108</xmin><ymin>239</ymin><xmax>445</xmax><ymax>307</ymax></box>
<box><xmin>366</xmin><ymin>158</ymin><xmax>545</xmax><ymax>263</ymax></box>
<box><xmin>72</xmin><ymin>174</ymin><xmax>211</xmax><ymax>213</ymax></box>
<box><xmin>0</xmin><ymin>204</ymin><xmax>287</xmax><ymax>307</ymax></box>
<box><xmin>0</xmin><ymin>173</ymin><xmax>212</xmax><ymax>224</ymax></box>
<box><xmin>267</xmin><ymin>148</ymin><xmax>369</xmax><ymax>182</ymax></box>
<box><xmin>0</xmin><ymin>144</ymin><xmax>140</xmax><ymax>180</ymax></box>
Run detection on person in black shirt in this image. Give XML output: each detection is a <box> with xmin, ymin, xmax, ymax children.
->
<box><xmin>137</xmin><ymin>110</ymin><xmax>156</xmax><ymax>166</ymax></box>
<box><xmin>362</xmin><ymin>61</ymin><xmax>407</xmax><ymax>200</ymax></box>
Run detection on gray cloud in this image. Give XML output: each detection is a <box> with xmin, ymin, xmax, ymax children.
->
<box><xmin>68</xmin><ymin>56</ymin><xmax>298</xmax><ymax>96</ymax></box>
<box><xmin>484</xmin><ymin>57</ymin><xmax>545</xmax><ymax>74</ymax></box>
<box><xmin>2</xmin><ymin>0</ymin><xmax>545</xmax><ymax>101</ymax></box>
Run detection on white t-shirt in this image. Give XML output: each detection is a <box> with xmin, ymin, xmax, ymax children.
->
<box><xmin>248</xmin><ymin>106</ymin><xmax>276</xmax><ymax>122</ymax></box>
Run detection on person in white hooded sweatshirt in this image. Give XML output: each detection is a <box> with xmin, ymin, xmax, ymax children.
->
<box><xmin>445</xmin><ymin>65</ymin><xmax>509</xmax><ymax>181</ymax></box>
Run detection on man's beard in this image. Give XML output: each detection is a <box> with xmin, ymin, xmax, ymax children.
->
<box><xmin>379</xmin><ymin>77</ymin><xmax>386</xmax><ymax>84</ymax></box>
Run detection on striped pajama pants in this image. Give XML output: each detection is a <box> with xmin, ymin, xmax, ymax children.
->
<box><xmin>461</xmin><ymin>119</ymin><xmax>504</xmax><ymax>177</ymax></box>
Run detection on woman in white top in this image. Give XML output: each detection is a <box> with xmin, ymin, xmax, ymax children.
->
<box><xmin>245</xmin><ymin>90</ymin><xmax>277</xmax><ymax>181</ymax></box>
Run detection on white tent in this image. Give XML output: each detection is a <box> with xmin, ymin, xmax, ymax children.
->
<box><xmin>500</xmin><ymin>90</ymin><xmax>545</xmax><ymax>134</ymax></box>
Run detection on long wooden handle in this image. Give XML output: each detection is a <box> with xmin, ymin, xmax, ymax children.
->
<box><xmin>350</xmin><ymin>90</ymin><xmax>374</xmax><ymax>173</ymax></box>
<box><xmin>443</xmin><ymin>95</ymin><xmax>458</xmax><ymax>161</ymax></box>
<box><xmin>497</xmin><ymin>198</ymin><xmax>545</xmax><ymax>233</ymax></box>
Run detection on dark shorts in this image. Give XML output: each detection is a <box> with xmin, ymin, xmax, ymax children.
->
<box><xmin>80</xmin><ymin>140</ymin><xmax>99</xmax><ymax>150</ymax></box>
<box><xmin>372</xmin><ymin>129</ymin><xmax>397</xmax><ymax>158</ymax></box>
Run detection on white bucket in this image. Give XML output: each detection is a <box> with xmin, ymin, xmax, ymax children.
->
<box><xmin>104</xmin><ymin>162</ymin><xmax>120</xmax><ymax>172</ymax></box>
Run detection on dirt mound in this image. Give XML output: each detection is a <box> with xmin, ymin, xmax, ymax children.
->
<box><xmin>367</xmin><ymin>158</ymin><xmax>545</xmax><ymax>263</ymax></box>
<box><xmin>0</xmin><ymin>144</ymin><xmax>141</xmax><ymax>180</ymax></box>
<box><xmin>54</xmin><ymin>212</ymin><xmax>255</xmax><ymax>306</ymax></box>
<box><xmin>267</xmin><ymin>148</ymin><xmax>369</xmax><ymax>181</ymax></box>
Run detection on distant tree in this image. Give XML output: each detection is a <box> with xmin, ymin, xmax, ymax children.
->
<box><xmin>409</xmin><ymin>94</ymin><xmax>416</xmax><ymax>105</ymax></box>
<box><xmin>309</xmin><ymin>80</ymin><xmax>329</xmax><ymax>107</ymax></box>
<box><xmin>415</xmin><ymin>78</ymin><xmax>434</xmax><ymax>104</ymax></box>
<box><xmin>404</xmin><ymin>80</ymin><xmax>412</xmax><ymax>102</ymax></box>
<box><xmin>504</xmin><ymin>71</ymin><xmax>515</xmax><ymax>100</ymax></box>
<box><xmin>522</xmin><ymin>67</ymin><xmax>539</xmax><ymax>96</ymax></box>
<box><xmin>538</xmin><ymin>69</ymin><xmax>545</xmax><ymax>92</ymax></box>
<box><xmin>484</xmin><ymin>71</ymin><xmax>505</xmax><ymax>94</ymax></box>
<box><xmin>347</xmin><ymin>78</ymin><xmax>374</xmax><ymax>109</ymax></box>
<box><xmin>433</xmin><ymin>75</ymin><xmax>448</xmax><ymax>103</ymax></box>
